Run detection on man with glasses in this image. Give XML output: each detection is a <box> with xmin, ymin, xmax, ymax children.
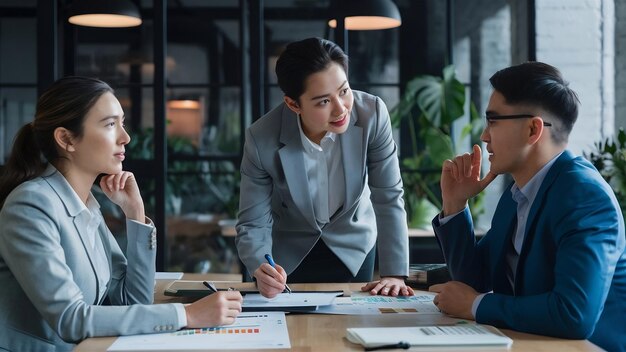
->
<box><xmin>429</xmin><ymin>62</ymin><xmax>625</xmax><ymax>351</ymax></box>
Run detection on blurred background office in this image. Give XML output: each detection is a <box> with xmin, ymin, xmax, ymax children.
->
<box><xmin>0</xmin><ymin>0</ymin><xmax>624</xmax><ymax>274</ymax></box>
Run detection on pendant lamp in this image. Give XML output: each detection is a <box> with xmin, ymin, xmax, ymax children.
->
<box><xmin>68</xmin><ymin>0</ymin><xmax>142</xmax><ymax>28</ymax></box>
<box><xmin>328</xmin><ymin>0</ymin><xmax>401</xmax><ymax>30</ymax></box>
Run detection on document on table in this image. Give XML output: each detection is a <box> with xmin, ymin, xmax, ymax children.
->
<box><xmin>346</xmin><ymin>324</ymin><xmax>513</xmax><ymax>349</ymax></box>
<box><xmin>153</xmin><ymin>272</ymin><xmax>184</xmax><ymax>291</ymax></box>
<box><xmin>313</xmin><ymin>292</ymin><xmax>440</xmax><ymax>315</ymax></box>
<box><xmin>242</xmin><ymin>291</ymin><xmax>342</xmax><ymax>311</ymax></box>
<box><xmin>154</xmin><ymin>272</ymin><xmax>184</xmax><ymax>280</ymax></box>
<box><xmin>107</xmin><ymin>312</ymin><xmax>290</xmax><ymax>351</ymax></box>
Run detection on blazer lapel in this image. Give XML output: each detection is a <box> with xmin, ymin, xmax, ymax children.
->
<box><xmin>278</xmin><ymin>107</ymin><xmax>319</xmax><ymax>230</ymax></box>
<box><xmin>492</xmin><ymin>189</ymin><xmax>518</xmax><ymax>295</ymax></box>
<box><xmin>72</xmin><ymin>216</ymin><xmax>100</xmax><ymax>293</ymax></box>
<box><xmin>96</xmin><ymin>222</ymin><xmax>112</xmax><ymax>304</ymax></box>
<box><xmin>43</xmin><ymin>166</ymin><xmax>100</xmax><ymax>301</ymax></box>
<box><xmin>523</xmin><ymin>151</ymin><xmax>573</xmax><ymax>238</ymax></box>
<box><xmin>516</xmin><ymin>151</ymin><xmax>574</xmax><ymax>289</ymax></box>
<box><xmin>339</xmin><ymin>111</ymin><xmax>363</xmax><ymax>216</ymax></box>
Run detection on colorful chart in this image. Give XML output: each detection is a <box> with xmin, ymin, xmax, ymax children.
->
<box><xmin>173</xmin><ymin>326</ymin><xmax>261</xmax><ymax>336</ymax></box>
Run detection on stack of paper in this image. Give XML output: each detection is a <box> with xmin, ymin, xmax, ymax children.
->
<box><xmin>346</xmin><ymin>324</ymin><xmax>513</xmax><ymax>349</ymax></box>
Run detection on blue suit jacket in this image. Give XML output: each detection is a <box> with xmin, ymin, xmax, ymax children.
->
<box><xmin>433</xmin><ymin>151</ymin><xmax>626</xmax><ymax>351</ymax></box>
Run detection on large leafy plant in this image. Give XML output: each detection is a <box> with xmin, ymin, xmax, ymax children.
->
<box><xmin>584</xmin><ymin>128</ymin><xmax>626</xmax><ymax>219</ymax></box>
<box><xmin>390</xmin><ymin>65</ymin><xmax>484</xmax><ymax>228</ymax></box>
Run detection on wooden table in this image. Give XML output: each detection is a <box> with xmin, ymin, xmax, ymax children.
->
<box><xmin>75</xmin><ymin>275</ymin><xmax>602</xmax><ymax>352</ymax></box>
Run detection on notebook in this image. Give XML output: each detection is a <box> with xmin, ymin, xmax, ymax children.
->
<box><xmin>346</xmin><ymin>324</ymin><xmax>513</xmax><ymax>349</ymax></box>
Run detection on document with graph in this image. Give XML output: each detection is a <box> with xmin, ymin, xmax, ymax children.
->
<box><xmin>313</xmin><ymin>292</ymin><xmax>440</xmax><ymax>315</ymax></box>
<box><xmin>107</xmin><ymin>312</ymin><xmax>290</xmax><ymax>351</ymax></box>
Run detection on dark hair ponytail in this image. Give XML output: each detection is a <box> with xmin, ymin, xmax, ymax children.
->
<box><xmin>0</xmin><ymin>123</ymin><xmax>47</xmax><ymax>205</ymax></box>
<box><xmin>0</xmin><ymin>76</ymin><xmax>113</xmax><ymax>206</ymax></box>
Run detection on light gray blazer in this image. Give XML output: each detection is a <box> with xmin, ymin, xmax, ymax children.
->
<box><xmin>236</xmin><ymin>90</ymin><xmax>409</xmax><ymax>277</ymax></box>
<box><xmin>0</xmin><ymin>166</ymin><xmax>181</xmax><ymax>352</ymax></box>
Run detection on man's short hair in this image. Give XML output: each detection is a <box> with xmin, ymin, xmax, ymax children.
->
<box><xmin>489</xmin><ymin>62</ymin><xmax>580</xmax><ymax>144</ymax></box>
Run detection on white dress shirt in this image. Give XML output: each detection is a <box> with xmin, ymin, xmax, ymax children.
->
<box><xmin>297</xmin><ymin>116</ymin><xmax>345</xmax><ymax>226</ymax></box>
<box><xmin>73</xmin><ymin>193</ymin><xmax>111</xmax><ymax>304</ymax></box>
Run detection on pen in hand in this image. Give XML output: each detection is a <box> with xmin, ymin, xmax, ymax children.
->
<box><xmin>264</xmin><ymin>254</ymin><xmax>292</xmax><ymax>293</ymax></box>
<box><xmin>202</xmin><ymin>281</ymin><xmax>217</xmax><ymax>293</ymax></box>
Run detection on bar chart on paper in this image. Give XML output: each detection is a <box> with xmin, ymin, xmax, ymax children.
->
<box><xmin>107</xmin><ymin>312</ymin><xmax>291</xmax><ymax>351</ymax></box>
<box><xmin>173</xmin><ymin>325</ymin><xmax>261</xmax><ymax>336</ymax></box>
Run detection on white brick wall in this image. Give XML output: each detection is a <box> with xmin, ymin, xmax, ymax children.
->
<box><xmin>536</xmin><ymin>0</ymin><xmax>615</xmax><ymax>154</ymax></box>
<box><xmin>616</xmin><ymin>0</ymin><xmax>626</xmax><ymax>130</ymax></box>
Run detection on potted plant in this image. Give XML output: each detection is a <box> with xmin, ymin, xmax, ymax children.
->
<box><xmin>390</xmin><ymin>65</ymin><xmax>484</xmax><ymax>228</ymax></box>
<box><xmin>584</xmin><ymin>128</ymin><xmax>626</xmax><ymax>219</ymax></box>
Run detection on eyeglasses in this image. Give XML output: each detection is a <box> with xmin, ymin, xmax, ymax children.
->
<box><xmin>485</xmin><ymin>114</ymin><xmax>552</xmax><ymax>127</ymax></box>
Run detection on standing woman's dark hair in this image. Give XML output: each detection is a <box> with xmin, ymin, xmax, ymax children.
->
<box><xmin>275</xmin><ymin>37</ymin><xmax>349</xmax><ymax>101</ymax></box>
<box><xmin>0</xmin><ymin>76</ymin><xmax>113</xmax><ymax>206</ymax></box>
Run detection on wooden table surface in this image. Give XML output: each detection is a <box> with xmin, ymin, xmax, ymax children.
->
<box><xmin>75</xmin><ymin>275</ymin><xmax>602</xmax><ymax>352</ymax></box>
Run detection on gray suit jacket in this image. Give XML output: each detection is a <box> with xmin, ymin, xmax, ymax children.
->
<box><xmin>0</xmin><ymin>166</ymin><xmax>181</xmax><ymax>352</ymax></box>
<box><xmin>236</xmin><ymin>90</ymin><xmax>409</xmax><ymax>277</ymax></box>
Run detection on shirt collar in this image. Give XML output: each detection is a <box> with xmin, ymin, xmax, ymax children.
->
<box><xmin>510</xmin><ymin>151</ymin><xmax>563</xmax><ymax>204</ymax></box>
<box><xmin>63</xmin><ymin>179</ymin><xmax>101</xmax><ymax>220</ymax></box>
<box><xmin>42</xmin><ymin>164</ymin><xmax>101</xmax><ymax>218</ymax></box>
<box><xmin>296</xmin><ymin>115</ymin><xmax>336</xmax><ymax>153</ymax></box>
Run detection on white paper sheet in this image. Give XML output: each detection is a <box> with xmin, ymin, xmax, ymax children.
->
<box><xmin>313</xmin><ymin>292</ymin><xmax>441</xmax><ymax>315</ymax></box>
<box><xmin>107</xmin><ymin>312</ymin><xmax>290</xmax><ymax>351</ymax></box>
<box><xmin>154</xmin><ymin>272</ymin><xmax>184</xmax><ymax>280</ymax></box>
<box><xmin>242</xmin><ymin>292</ymin><xmax>341</xmax><ymax>310</ymax></box>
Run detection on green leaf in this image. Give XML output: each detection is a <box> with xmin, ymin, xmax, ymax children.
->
<box><xmin>421</xmin><ymin>127</ymin><xmax>454</xmax><ymax>166</ymax></box>
<box><xmin>408</xmin><ymin>198</ymin><xmax>440</xmax><ymax>229</ymax></box>
<box><xmin>618</xmin><ymin>128</ymin><xmax>626</xmax><ymax>147</ymax></box>
<box><xmin>440</xmin><ymin>65</ymin><xmax>466</xmax><ymax>125</ymax></box>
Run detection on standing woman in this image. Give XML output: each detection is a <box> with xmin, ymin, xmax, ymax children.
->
<box><xmin>0</xmin><ymin>77</ymin><xmax>242</xmax><ymax>351</ymax></box>
<box><xmin>236</xmin><ymin>37</ymin><xmax>413</xmax><ymax>298</ymax></box>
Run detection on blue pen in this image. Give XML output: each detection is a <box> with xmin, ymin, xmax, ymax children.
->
<box><xmin>264</xmin><ymin>254</ymin><xmax>292</xmax><ymax>293</ymax></box>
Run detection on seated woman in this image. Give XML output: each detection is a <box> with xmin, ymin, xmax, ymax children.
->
<box><xmin>0</xmin><ymin>76</ymin><xmax>242</xmax><ymax>352</ymax></box>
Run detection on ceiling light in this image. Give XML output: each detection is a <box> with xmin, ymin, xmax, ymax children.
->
<box><xmin>328</xmin><ymin>0</ymin><xmax>401</xmax><ymax>30</ymax></box>
<box><xmin>68</xmin><ymin>0</ymin><xmax>142</xmax><ymax>28</ymax></box>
